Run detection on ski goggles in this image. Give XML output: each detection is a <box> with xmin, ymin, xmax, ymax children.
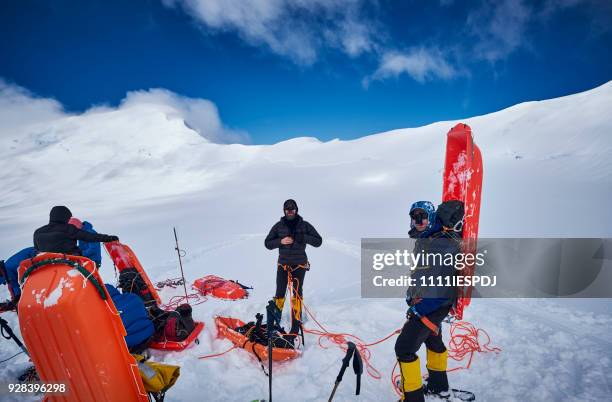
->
<box><xmin>410</xmin><ymin>209</ymin><xmax>428</xmax><ymax>224</ymax></box>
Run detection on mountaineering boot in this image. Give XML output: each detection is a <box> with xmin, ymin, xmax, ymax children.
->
<box><xmin>282</xmin><ymin>317</ymin><xmax>303</xmax><ymax>348</ymax></box>
<box><xmin>398</xmin><ymin>357</ymin><xmax>425</xmax><ymax>402</ymax></box>
<box><xmin>290</xmin><ymin>297</ymin><xmax>302</xmax><ymax>322</ymax></box>
<box><xmin>273</xmin><ymin>297</ymin><xmax>285</xmax><ymax>311</ymax></box>
<box><xmin>425</xmin><ymin>348</ymin><xmax>450</xmax><ymax>399</ymax></box>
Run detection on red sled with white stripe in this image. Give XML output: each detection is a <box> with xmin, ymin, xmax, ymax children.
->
<box><xmin>442</xmin><ymin>123</ymin><xmax>483</xmax><ymax>320</ymax></box>
<box><xmin>193</xmin><ymin>275</ymin><xmax>250</xmax><ymax>300</ymax></box>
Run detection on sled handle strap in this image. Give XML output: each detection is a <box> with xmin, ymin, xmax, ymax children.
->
<box><xmin>20</xmin><ymin>258</ymin><xmax>107</xmax><ymax>300</ymax></box>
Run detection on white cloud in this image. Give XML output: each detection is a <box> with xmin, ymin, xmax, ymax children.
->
<box><xmin>466</xmin><ymin>0</ymin><xmax>532</xmax><ymax>63</ymax></box>
<box><xmin>162</xmin><ymin>0</ymin><xmax>378</xmax><ymax>65</ymax></box>
<box><xmin>365</xmin><ymin>48</ymin><xmax>456</xmax><ymax>86</ymax></box>
<box><xmin>0</xmin><ymin>81</ymin><xmax>248</xmax><ymax>144</ymax></box>
<box><xmin>121</xmin><ymin>89</ymin><xmax>248</xmax><ymax>143</ymax></box>
<box><xmin>0</xmin><ymin>79</ymin><xmax>67</xmax><ymax>133</ymax></box>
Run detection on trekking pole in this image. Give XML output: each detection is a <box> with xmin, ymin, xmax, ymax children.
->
<box><xmin>328</xmin><ymin>341</ymin><xmax>363</xmax><ymax>401</ymax></box>
<box><xmin>265</xmin><ymin>300</ymin><xmax>279</xmax><ymax>402</ymax></box>
<box><xmin>173</xmin><ymin>227</ymin><xmax>189</xmax><ymax>301</ymax></box>
<box><xmin>0</xmin><ymin>317</ymin><xmax>29</xmax><ymax>357</ymax></box>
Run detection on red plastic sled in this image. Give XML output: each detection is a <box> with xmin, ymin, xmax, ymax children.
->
<box><xmin>18</xmin><ymin>253</ymin><xmax>148</xmax><ymax>402</ymax></box>
<box><xmin>105</xmin><ymin>241</ymin><xmax>162</xmax><ymax>306</ymax></box>
<box><xmin>443</xmin><ymin>123</ymin><xmax>484</xmax><ymax>320</ymax></box>
<box><xmin>149</xmin><ymin>321</ymin><xmax>205</xmax><ymax>351</ymax></box>
<box><xmin>193</xmin><ymin>275</ymin><xmax>249</xmax><ymax>300</ymax></box>
<box><xmin>215</xmin><ymin>316</ymin><xmax>300</xmax><ymax>362</ymax></box>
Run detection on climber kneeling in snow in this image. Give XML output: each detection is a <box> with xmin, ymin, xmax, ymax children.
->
<box><xmin>0</xmin><ymin>247</ymin><xmax>38</xmax><ymax>310</ymax></box>
<box><xmin>33</xmin><ymin>206</ymin><xmax>119</xmax><ymax>255</ymax></box>
<box><xmin>265</xmin><ymin>199</ymin><xmax>322</xmax><ymax>343</ymax></box>
<box><xmin>395</xmin><ymin>200</ymin><xmax>464</xmax><ymax>402</ymax></box>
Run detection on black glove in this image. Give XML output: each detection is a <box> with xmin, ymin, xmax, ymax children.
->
<box><xmin>107</xmin><ymin>235</ymin><xmax>119</xmax><ymax>242</ymax></box>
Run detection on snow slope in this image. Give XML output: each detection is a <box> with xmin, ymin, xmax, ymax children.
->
<box><xmin>0</xmin><ymin>82</ymin><xmax>611</xmax><ymax>401</ymax></box>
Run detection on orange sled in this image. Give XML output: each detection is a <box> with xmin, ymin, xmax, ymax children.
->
<box><xmin>18</xmin><ymin>253</ymin><xmax>148</xmax><ymax>402</ymax></box>
<box><xmin>193</xmin><ymin>275</ymin><xmax>249</xmax><ymax>300</ymax></box>
<box><xmin>215</xmin><ymin>316</ymin><xmax>300</xmax><ymax>362</ymax></box>
<box><xmin>150</xmin><ymin>321</ymin><xmax>205</xmax><ymax>351</ymax></box>
<box><xmin>105</xmin><ymin>241</ymin><xmax>162</xmax><ymax>306</ymax></box>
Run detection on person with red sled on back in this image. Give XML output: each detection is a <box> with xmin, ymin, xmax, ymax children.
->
<box><xmin>395</xmin><ymin>200</ymin><xmax>473</xmax><ymax>402</ymax></box>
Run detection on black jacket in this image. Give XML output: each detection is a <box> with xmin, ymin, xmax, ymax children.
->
<box><xmin>265</xmin><ymin>215</ymin><xmax>322</xmax><ymax>265</ymax></box>
<box><xmin>33</xmin><ymin>208</ymin><xmax>117</xmax><ymax>255</ymax></box>
<box><xmin>407</xmin><ymin>227</ymin><xmax>462</xmax><ymax>315</ymax></box>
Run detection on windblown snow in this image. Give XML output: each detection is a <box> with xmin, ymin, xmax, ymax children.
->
<box><xmin>1</xmin><ymin>82</ymin><xmax>611</xmax><ymax>401</ymax></box>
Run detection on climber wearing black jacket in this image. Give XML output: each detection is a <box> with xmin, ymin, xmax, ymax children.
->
<box><xmin>33</xmin><ymin>206</ymin><xmax>119</xmax><ymax>255</ymax></box>
<box><xmin>265</xmin><ymin>199</ymin><xmax>322</xmax><ymax>339</ymax></box>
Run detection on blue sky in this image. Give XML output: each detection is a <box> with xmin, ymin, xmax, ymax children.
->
<box><xmin>1</xmin><ymin>0</ymin><xmax>611</xmax><ymax>144</ymax></box>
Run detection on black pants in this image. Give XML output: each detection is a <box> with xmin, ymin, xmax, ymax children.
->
<box><xmin>274</xmin><ymin>264</ymin><xmax>307</xmax><ymax>333</ymax></box>
<box><xmin>394</xmin><ymin>305</ymin><xmax>451</xmax><ymax>362</ymax></box>
<box><xmin>274</xmin><ymin>264</ymin><xmax>306</xmax><ymax>299</ymax></box>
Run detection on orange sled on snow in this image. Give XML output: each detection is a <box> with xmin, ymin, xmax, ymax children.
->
<box><xmin>18</xmin><ymin>253</ymin><xmax>148</xmax><ymax>402</ymax></box>
<box><xmin>105</xmin><ymin>241</ymin><xmax>162</xmax><ymax>306</ymax></box>
<box><xmin>215</xmin><ymin>316</ymin><xmax>300</xmax><ymax>362</ymax></box>
<box><xmin>193</xmin><ymin>275</ymin><xmax>249</xmax><ymax>300</ymax></box>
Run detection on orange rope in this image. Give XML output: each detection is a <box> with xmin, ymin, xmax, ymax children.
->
<box><xmin>195</xmin><ymin>266</ymin><xmax>500</xmax><ymax>398</ymax></box>
<box><xmin>286</xmin><ymin>269</ymin><xmax>400</xmax><ymax>380</ymax></box>
<box><xmin>198</xmin><ymin>345</ymin><xmax>238</xmax><ymax>360</ymax></box>
<box><xmin>447</xmin><ymin>320</ymin><xmax>501</xmax><ymax>371</ymax></box>
<box><xmin>391</xmin><ymin>320</ymin><xmax>501</xmax><ymax>396</ymax></box>
<box><xmin>161</xmin><ymin>293</ymin><xmax>207</xmax><ymax>310</ymax></box>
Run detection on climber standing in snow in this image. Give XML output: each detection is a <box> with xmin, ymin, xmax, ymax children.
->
<box><xmin>34</xmin><ymin>206</ymin><xmax>119</xmax><ymax>256</ymax></box>
<box><xmin>265</xmin><ymin>199</ymin><xmax>322</xmax><ymax>343</ymax></box>
<box><xmin>395</xmin><ymin>200</ymin><xmax>464</xmax><ymax>402</ymax></box>
<box><xmin>68</xmin><ymin>217</ymin><xmax>103</xmax><ymax>267</ymax></box>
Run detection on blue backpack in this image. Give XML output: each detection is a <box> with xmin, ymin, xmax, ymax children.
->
<box><xmin>105</xmin><ymin>284</ymin><xmax>154</xmax><ymax>351</ymax></box>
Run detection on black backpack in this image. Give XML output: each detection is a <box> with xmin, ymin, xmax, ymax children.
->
<box><xmin>437</xmin><ymin>200</ymin><xmax>465</xmax><ymax>230</ymax></box>
<box><xmin>117</xmin><ymin>268</ymin><xmax>157</xmax><ymax>307</ymax></box>
<box><xmin>149</xmin><ymin>304</ymin><xmax>196</xmax><ymax>342</ymax></box>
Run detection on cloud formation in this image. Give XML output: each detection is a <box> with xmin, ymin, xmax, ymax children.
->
<box><xmin>163</xmin><ymin>0</ymin><xmax>378</xmax><ymax>65</ymax></box>
<box><xmin>365</xmin><ymin>48</ymin><xmax>456</xmax><ymax>86</ymax></box>
<box><xmin>162</xmin><ymin>0</ymin><xmax>610</xmax><ymax>86</ymax></box>
<box><xmin>0</xmin><ymin>79</ymin><xmax>67</xmax><ymax>132</ymax></box>
<box><xmin>121</xmin><ymin>89</ymin><xmax>248</xmax><ymax>143</ymax></box>
<box><xmin>466</xmin><ymin>0</ymin><xmax>532</xmax><ymax>63</ymax></box>
<box><xmin>0</xmin><ymin>80</ymin><xmax>248</xmax><ymax>144</ymax></box>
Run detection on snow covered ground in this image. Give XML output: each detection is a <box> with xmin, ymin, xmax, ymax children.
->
<box><xmin>1</xmin><ymin>81</ymin><xmax>611</xmax><ymax>401</ymax></box>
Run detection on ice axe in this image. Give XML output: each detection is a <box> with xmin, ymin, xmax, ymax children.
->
<box><xmin>328</xmin><ymin>341</ymin><xmax>363</xmax><ymax>401</ymax></box>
